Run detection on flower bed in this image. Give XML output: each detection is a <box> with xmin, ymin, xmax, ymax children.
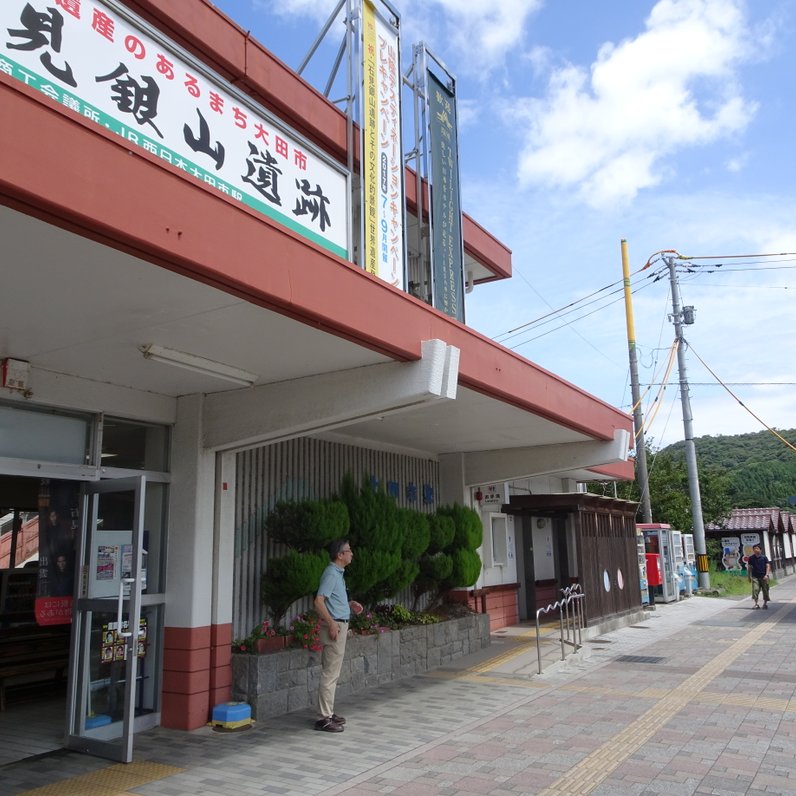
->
<box><xmin>231</xmin><ymin>612</ymin><xmax>490</xmax><ymax>720</ymax></box>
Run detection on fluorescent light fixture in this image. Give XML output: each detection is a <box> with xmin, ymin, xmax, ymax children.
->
<box><xmin>140</xmin><ymin>344</ymin><xmax>256</xmax><ymax>387</ymax></box>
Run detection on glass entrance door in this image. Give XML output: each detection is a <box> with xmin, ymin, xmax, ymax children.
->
<box><xmin>65</xmin><ymin>476</ymin><xmax>161</xmax><ymax>762</ymax></box>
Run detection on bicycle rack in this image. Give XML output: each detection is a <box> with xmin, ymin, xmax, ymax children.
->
<box><xmin>535</xmin><ymin>584</ymin><xmax>585</xmax><ymax>674</ymax></box>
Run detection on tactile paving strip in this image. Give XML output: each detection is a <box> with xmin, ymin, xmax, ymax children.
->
<box><xmin>538</xmin><ymin>603</ymin><xmax>791</xmax><ymax>795</ymax></box>
<box><xmin>19</xmin><ymin>761</ymin><xmax>183</xmax><ymax>795</ymax></box>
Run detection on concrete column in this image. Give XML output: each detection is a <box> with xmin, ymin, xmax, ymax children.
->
<box><xmin>438</xmin><ymin>452</ymin><xmax>467</xmax><ymax>506</ymax></box>
<box><xmin>208</xmin><ymin>451</ymin><xmax>236</xmax><ymax>709</ymax></box>
<box><xmin>162</xmin><ymin>393</ymin><xmax>218</xmax><ymax>729</ymax></box>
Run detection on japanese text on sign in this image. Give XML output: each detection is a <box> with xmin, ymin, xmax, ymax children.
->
<box><xmin>2</xmin><ymin>0</ymin><xmax>348</xmax><ymax>257</ymax></box>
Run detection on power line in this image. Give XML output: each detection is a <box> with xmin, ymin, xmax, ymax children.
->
<box><xmin>505</xmin><ymin>275</ymin><xmax>662</xmax><ymax>350</ymax></box>
<box><xmin>682</xmin><ymin>283</ymin><xmax>793</xmax><ymax>290</ymax></box>
<box><xmin>679</xmin><ymin>251</ymin><xmax>796</xmax><ymax>260</ymax></box>
<box><xmin>641</xmin><ymin>381</ymin><xmax>796</xmax><ymax>386</ymax></box>
<box><xmin>495</xmin><ymin>264</ymin><xmax>667</xmax><ymax>342</ymax></box>
<box><xmin>501</xmin><ymin>264</ymin><xmax>628</xmax><ymax>365</ymax></box>
<box><xmin>686</xmin><ymin>264</ymin><xmax>796</xmax><ymax>273</ymax></box>
<box><xmin>686</xmin><ymin>342</ymin><xmax>796</xmax><ymax>453</ymax></box>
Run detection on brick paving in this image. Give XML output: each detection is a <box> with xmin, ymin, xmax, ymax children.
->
<box><xmin>3</xmin><ymin>576</ymin><xmax>796</xmax><ymax>795</ymax></box>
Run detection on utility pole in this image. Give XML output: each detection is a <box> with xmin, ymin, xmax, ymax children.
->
<box><xmin>665</xmin><ymin>256</ymin><xmax>710</xmax><ymax>589</ymax></box>
<box><xmin>621</xmin><ymin>240</ymin><xmax>652</xmax><ymax>522</ymax></box>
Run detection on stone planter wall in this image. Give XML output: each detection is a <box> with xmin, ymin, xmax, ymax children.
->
<box><xmin>232</xmin><ymin>613</ymin><xmax>490</xmax><ymax>720</ymax></box>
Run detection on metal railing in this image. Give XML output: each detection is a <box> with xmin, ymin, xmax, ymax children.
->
<box><xmin>534</xmin><ymin>584</ymin><xmax>586</xmax><ymax>674</ymax></box>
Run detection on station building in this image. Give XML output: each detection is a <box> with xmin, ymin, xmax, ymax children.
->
<box><xmin>0</xmin><ymin>0</ymin><xmax>634</xmax><ymax>761</ymax></box>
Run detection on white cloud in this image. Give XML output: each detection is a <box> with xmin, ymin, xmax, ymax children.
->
<box><xmin>725</xmin><ymin>153</ymin><xmax>748</xmax><ymax>173</ymax></box>
<box><xmin>508</xmin><ymin>0</ymin><xmax>760</xmax><ymax>208</ymax></box>
<box><xmin>415</xmin><ymin>0</ymin><xmax>543</xmax><ymax>67</ymax></box>
<box><xmin>252</xmin><ymin>0</ymin><xmax>332</xmax><ymax>22</ymax></box>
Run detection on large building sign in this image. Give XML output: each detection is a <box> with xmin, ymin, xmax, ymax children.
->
<box><xmin>427</xmin><ymin>70</ymin><xmax>464</xmax><ymax>322</ymax></box>
<box><xmin>362</xmin><ymin>0</ymin><xmax>404</xmax><ymax>289</ymax></box>
<box><xmin>1</xmin><ymin>0</ymin><xmax>349</xmax><ymax>258</ymax></box>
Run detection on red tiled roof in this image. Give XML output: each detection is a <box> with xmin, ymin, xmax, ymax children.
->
<box><xmin>707</xmin><ymin>507</ymin><xmax>795</xmax><ymax>532</ymax></box>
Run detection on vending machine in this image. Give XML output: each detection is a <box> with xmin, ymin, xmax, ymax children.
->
<box><xmin>671</xmin><ymin>529</ymin><xmax>685</xmax><ymax>594</ymax></box>
<box><xmin>638</xmin><ymin>524</ymin><xmax>679</xmax><ymax>603</ymax></box>
<box><xmin>637</xmin><ymin>531</ymin><xmax>650</xmax><ymax>605</ymax></box>
<box><xmin>681</xmin><ymin>533</ymin><xmax>698</xmax><ymax>594</ymax></box>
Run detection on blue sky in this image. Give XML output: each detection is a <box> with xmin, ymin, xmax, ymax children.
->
<box><xmin>211</xmin><ymin>0</ymin><xmax>796</xmax><ymax>450</ymax></box>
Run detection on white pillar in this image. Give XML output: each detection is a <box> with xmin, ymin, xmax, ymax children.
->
<box><xmin>439</xmin><ymin>452</ymin><xmax>468</xmax><ymax>506</ymax></box>
<box><xmin>166</xmin><ymin>394</ymin><xmax>216</xmax><ymax>628</ymax></box>
<box><xmin>212</xmin><ymin>451</ymin><xmax>236</xmax><ymax>627</ymax></box>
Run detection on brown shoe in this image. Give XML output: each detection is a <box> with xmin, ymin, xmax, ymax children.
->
<box><xmin>314</xmin><ymin>717</ymin><xmax>343</xmax><ymax>733</ymax></box>
<box><xmin>331</xmin><ymin>713</ymin><xmax>346</xmax><ymax>725</ymax></box>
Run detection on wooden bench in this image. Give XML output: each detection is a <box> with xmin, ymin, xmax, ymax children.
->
<box><xmin>0</xmin><ymin>627</ymin><xmax>71</xmax><ymax>710</ymax></box>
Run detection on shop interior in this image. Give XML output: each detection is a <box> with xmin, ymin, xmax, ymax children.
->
<box><xmin>0</xmin><ymin>475</ymin><xmax>69</xmax><ymax>765</ymax></box>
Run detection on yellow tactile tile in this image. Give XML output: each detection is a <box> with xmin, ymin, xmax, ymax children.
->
<box><xmin>537</xmin><ymin>601</ymin><xmax>793</xmax><ymax>796</ymax></box>
<box><xmin>19</xmin><ymin>761</ymin><xmax>183</xmax><ymax>795</ymax></box>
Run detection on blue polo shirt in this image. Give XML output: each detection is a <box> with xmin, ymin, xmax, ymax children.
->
<box><xmin>317</xmin><ymin>563</ymin><xmax>350</xmax><ymax>621</ymax></box>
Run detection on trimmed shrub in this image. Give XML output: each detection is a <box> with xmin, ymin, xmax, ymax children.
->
<box><xmin>427</xmin><ymin>513</ymin><xmax>455</xmax><ymax>553</ymax></box>
<box><xmin>261</xmin><ymin>550</ymin><xmax>327</xmax><ymax>626</ymax></box>
<box><xmin>438</xmin><ymin>503</ymin><xmax>483</xmax><ymax>550</ymax></box>
<box><xmin>445</xmin><ymin>548</ymin><xmax>482</xmax><ymax>589</ymax></box>
<box><xmin>265</xmin><ymin>499</ymin><xmax>349</xmax><ymax>551</ymax></box>
<box><xmin>398</xmin><ymin>507</ymin><xmax>431</xmax><ymax>559</ymax></box>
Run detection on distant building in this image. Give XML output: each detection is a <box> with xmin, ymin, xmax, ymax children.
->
<box><xmin>706</xmin><ymin>508</ymin><xmax>796</xmax><ymax>574</ymax></box>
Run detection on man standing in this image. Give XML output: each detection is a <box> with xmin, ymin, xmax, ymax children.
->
<box><xmin>748</xmin><ymin>544</ymin><xmax>772</xmax><ymax>609</ymax></box>
<box><xmin>313</xmin><ymin>539</ymin><xmax>363</xmax><ymax>732</ymax></box>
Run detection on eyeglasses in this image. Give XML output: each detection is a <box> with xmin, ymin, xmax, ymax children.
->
<box><xmin>340</xmin><ymin>548</ymin><xmax>352</xmax><ymax>554</ymax></box>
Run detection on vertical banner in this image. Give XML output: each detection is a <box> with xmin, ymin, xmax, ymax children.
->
<box><xmin>36</xmin><ymin>479</ymin><xmax>79</xmax><ymax>625</ymax></box>
<box><xmin>362</xmin><ymin>1</ymin><xmax>405</xmax><ymax>288</ymax></box>
<box><xmin>427</xmin><ymin>71</ymin><xmax>464</xmax><ymax>322</ymax></box>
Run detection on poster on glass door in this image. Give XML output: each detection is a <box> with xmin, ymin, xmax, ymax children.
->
<box><xmin>35</xmin><ymin>479</ymin><xmax>78</xmax><ymax>625</ymax></box>
<box><xmin>89</xmin><ymin>531</ymin><xmax>148</xmax><ymax>598</ymax></box>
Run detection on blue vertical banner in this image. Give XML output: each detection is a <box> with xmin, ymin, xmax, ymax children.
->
<box><xmin>427</xmin><ymin>71</ymin><xmax>464</xmax><ymax>322</ymax></box>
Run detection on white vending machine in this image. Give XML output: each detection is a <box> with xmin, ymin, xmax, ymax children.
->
<box><xmin>681</xmin><ymin>533</ymin><xmax>698</xmax><ymax>594</ymax></box>
<box><xmin>638</xmin><ymin>523</ymin><xmax>679</xmax><ymax>603</ymax></box>
<box><xmin>637</xmin><ymin>531</ymin><xmax>650</xmax><ymax>605</ymax></box>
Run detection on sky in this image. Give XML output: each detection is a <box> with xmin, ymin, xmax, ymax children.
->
<box><xmin>210</xmin><ymin>0</ymin><xmax>796</xmax><ymax>450</ymax></box>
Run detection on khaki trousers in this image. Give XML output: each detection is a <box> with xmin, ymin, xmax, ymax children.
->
<box><xmin>751</xmin><ymin>576</ymin><xmax>770</xmax><ymax>604</ymax></box>
<box><xmin>318</xmin><ymin>620</ymin><xmax>348</xmax><ymax>718</ymax></box>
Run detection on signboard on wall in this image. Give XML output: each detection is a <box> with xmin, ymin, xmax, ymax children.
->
<box><xmin>427</xmin><ymin>70</ymin><xmax>464</xmax><ymax>322</ymax></box>
<box><xmin>362</xmin><ymin>0</ymin><xmax>404</xmax><ymax>289</ymax></box>
<box><xmin>476</xmin><ymin>483</ymin><xmax>507</xmax><ymax>509</ymax></box>
<box><xmin>1</xmin><ymin>0</ymin><xmax>349</xmax><ymax>258</ymax></box>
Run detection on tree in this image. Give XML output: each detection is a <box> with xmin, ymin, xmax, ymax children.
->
<box><xmin>265</xmin><ymin>498</ymin><xmax>349</xmax><ymax>551</ymax></box>
<box><xmin>588</xmin><ymin>446</ymin><xmax>732</xmax><ymax>532</ymax></box>
<box><xmin>337</xmin><ymin>474</ymin><xmax>427</xmax><ymax>606</ymax></box>
<box><xmin>261</xmin><ymin>550</ymin><xmax>328</xmax><ymax>626</ymax></box>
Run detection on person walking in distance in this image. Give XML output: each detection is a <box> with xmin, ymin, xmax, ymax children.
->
<box><xmin>313</xmin><ymin>539</ymin><xmax>363</xmax><ymax>732</ymax></box>
<box><xmin>748</xmin><ymin>544</ymin><xmax>772</xmax><ymax>609</ymax></box>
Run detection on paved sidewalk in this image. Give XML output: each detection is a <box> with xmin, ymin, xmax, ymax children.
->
<box><xmin>3</xmin><ymin>577</ymin><xmax>796</xmax><ymax>795</ymax></box>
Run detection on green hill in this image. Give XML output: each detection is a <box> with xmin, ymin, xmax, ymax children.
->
<box><xmin>663</xmin><ymin>428</ymin><xmax>796</xmax><ymax>509</ymax></box>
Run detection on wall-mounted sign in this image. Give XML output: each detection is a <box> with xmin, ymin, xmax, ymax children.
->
<box><xmin>1</xmin><ymin>0</ymin><xmax>349</xmax><ymax>258</ymax></box>
<box><xmin>427</xmin><ymin>70</ymin><xmax>464</xmax><ymax>322</ymax></box>
<box><xmin>362</xmin><ymin>0</ymin><xmax>404</xmax><ymax>288</ymax></box>
<box><xmin>477</xmin><ymin>484</ymin><xmax>505</xmax><ymax>508</ymax></box>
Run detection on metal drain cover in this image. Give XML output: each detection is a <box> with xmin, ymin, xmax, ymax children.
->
<box><xmin>615</xmin><ymin>654</ymin><xmax>666</xmax><ymax>664</ymax></box>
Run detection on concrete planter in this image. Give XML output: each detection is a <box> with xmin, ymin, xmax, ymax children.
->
<box><xmin>232</xmin><ymin>613</ymin><xmax>490</xmax><ymax>720</ymax></box>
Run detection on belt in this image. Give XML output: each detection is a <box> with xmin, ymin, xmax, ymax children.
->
<box><xmin>332</xmin><ymin>617</ymin><xmax>349</xmax><ymax>622</ymax></box>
